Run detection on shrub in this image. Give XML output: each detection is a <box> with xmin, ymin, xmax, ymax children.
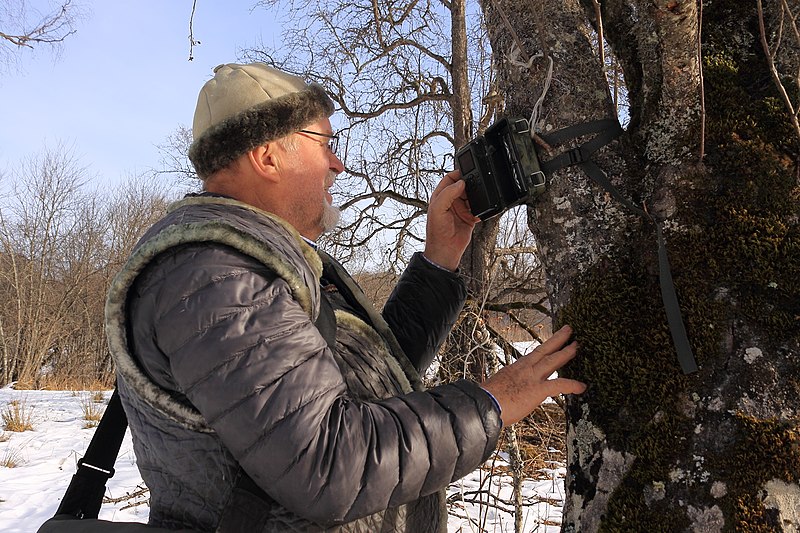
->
<box><xmin>81</xmin><ymin>393</ymin><xmax>104</xmax><ymax>428</ymax></box>
<box><xmin>1</xmin><ymin>400</ymin><xmax>34</xmax><ymax>432</ymax></box>
<box><xmin>0</xmin><ymin>445</ymin><xmax>22</xmax><ymax>468</ymax></box>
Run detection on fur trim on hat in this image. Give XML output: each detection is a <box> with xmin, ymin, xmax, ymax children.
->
<box><xmin>188</xmin><ymin>83</ymin><xmax>334</xmax><ymax>179</ymax></box>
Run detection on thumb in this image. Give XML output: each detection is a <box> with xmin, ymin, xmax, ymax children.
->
<box><xmin>431</xmin><ymin>179</ymin><xmax>466</xmax><ymax>212</ymax></box>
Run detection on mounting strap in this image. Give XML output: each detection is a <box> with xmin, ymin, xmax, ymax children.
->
<box><xmin>538</xmin><ymin>119</ymin><xmax>698</xmax><ymax>374</ymax></box>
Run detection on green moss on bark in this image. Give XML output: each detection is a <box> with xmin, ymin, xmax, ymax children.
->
<box><xmin>695</xmin><ymin>53</ymin><xmax>800</xmax><ymax>344</ymax></box>
<box><xmin>559</xmin><ymin>254</ymin><xmax>697</xmax><ymax>528</ymax></box>
<box><xmin>717</xmin><ymin>415</ymin><xmax>800</xmax><ymax>529</ymax></box>
<box><xmin>558</xmin><ymin>48</ymin><xmax>799</xmax><ymax>529</ymax></box>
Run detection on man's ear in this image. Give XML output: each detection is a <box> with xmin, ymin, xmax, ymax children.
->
<box><xmin>247</xmin><ymin>143</ymin><xmax>282</xmax><ymax>183</ymax></box>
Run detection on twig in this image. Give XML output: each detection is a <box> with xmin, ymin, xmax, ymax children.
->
<box><xmin>448</xmin><ymin>487</ymin><xmax>562</xmax><ymax>508</ymax></box>
<box><xmin>188</xmin><ymin>0</ymin><xmax>200</xmax><ymax>61</ymax></box>
<box><xmin>120</xmin><ymin>499</ymin><xmax>151</xmax><ymax>511</ymax></box>
<box><xmin>698</xmin><ymin>0</ymin><xmax>706</xmax><ymax>162</ymax></box>
<box><xmin>757</xmin><ymin>0</ymin><xmax>800</xmax><ymax>144</ymax></box>
<box><xmin>592</xmin><ymin>0</ymin><xmax>605</xmax><ymax>70</ymax></box>
<box><xmin>508</xmin><ymin>311</ymin><xmax>546</xmax><ymax>344</ymax></box>
<box><xmin>0</xmin><ymin>2</ymin><xmax>76</xmax><ymax>48</ymax></box>
<box><xmin>493</xmin><ymin>337</ymin><xmax>524</xmax><ymax>532</ymax></box>
<box><xmin>103</xmin><ymin>484</ymin><xmax>149</xmax><ymax>504</ymax></box>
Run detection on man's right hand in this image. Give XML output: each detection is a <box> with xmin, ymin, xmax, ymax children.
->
<box><xmin>423</xmin><ymin>170</ymin><xmax>480</xmax><ymax>271</ymax></box>
<box><xmin>482</xmin><ymin>325</ymin><xmax>587</xmax><ymax>426</ymax></box>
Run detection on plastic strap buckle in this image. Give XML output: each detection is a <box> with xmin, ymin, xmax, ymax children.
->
<box><xmin>77</xmin><ymin>457</ymin><xmax>115</xmax><ymax>478</ymax></box>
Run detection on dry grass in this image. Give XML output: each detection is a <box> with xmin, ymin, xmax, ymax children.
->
<box><xmin>0</xmin><ymin>445</ymin><xmax>22</xmax><ymax>468</ymax></box>
<box><xmin>15</xmin><ymin>376</ymin><xmax>113</xmax><ymax>392</ymax></box>
<box><xmin>81</xmin><ymin>393</ymin><xmax>105</xmax><ymax>428</ymax></box>
<box><xmin>515</xmin><ymin>402</ymin><xmax>567</xmax><ymax>478</ymax></box>
<box><xmin>488</xmin><ymin>402</ymin><xmax>567</xmax><ymax>480</ymax></box>
<box><xmin>2</xmin><ymin>399</ymin><xmax>34</xmax><ymax>432</ymax></box>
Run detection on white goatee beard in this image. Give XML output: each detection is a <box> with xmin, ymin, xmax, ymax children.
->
<box><xmin>320</xmin><ymin>204</ymin><xmax>341</xmax><ymax>234</ymax></box>
<box><xmin>320</xmin><ymin>170</ymin><xmax>341</xmax><ymax>234</ymax></box>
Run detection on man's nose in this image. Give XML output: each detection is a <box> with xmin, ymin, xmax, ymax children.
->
<box><xmin>330</xmin><ymin>152</ymin><xmax>345</xmax><ymax>173</ymax></box>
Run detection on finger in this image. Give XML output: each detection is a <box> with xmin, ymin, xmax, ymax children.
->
<box><xmin>545</xmin><ymin>324</ymin><xmax>573</xmax><ymax>347</ymax></box>
<box><xmin>432</xmin><ymin>171</ymin><xmax>461</xmax><ymax>199</ymax></box>
<box><xmin>452</xmin><ymin>198</ymin><xmax>481</xmax><ymax>225</ymax></box>
<box><xmin>434</xmin><ymin>179</ymin><xmax>470</xmax><ymax>212</ymax></box>
<box><xmin>533</xmin><ymin>341</ymin><xmax>578</xmax><ymax>378</ymax></box>
<box><xmin>541</xmin><ymin>377</ymin><xmax>587</xmax><ymax>397</ymax></box>
<box><xmin>527</xmin><ymin>325</ymin><xmax>574</xmax><ymax>361</ymax></box>
<box><xmin>531</xmin><ymin>325</ymin><xmax>573</xmax><ymax>353</ymax></box>
<box><xmin>445</xmin><ymin>169</ymin><xmax>462</xmax><ymax>181</ymax></box>
<box><xmin>445</xmin><ymin>179</ymin><xmax>480</xmax><ymax>224</ymax></box>
<box><xmin>527</xmin><ymin>326</ymin><xmax>572</xmax><ymax>363</ymax></box>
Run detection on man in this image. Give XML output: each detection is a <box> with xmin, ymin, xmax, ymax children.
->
<box><xmin>106</xmin><ymin>62</ymin><xmax>585</xmax><ymax>532</ymax></box>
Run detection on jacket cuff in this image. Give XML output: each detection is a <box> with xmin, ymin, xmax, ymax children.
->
<box><xmin>411</xmin><ymin>251</ymin><xmax>461</xmax><ymax>277</ymax></box>
<box><xmin>420</xmin><ymin>253</ymin><xmax>456</xmax><ymax>273</ymax></box>
<box><xmin>480</xmin><ymin>387</ymin><xmax>503</xmax><ymax>428</ymax></box>
<box><xmin>450</xmin><ymin>379</ymin><xmax>503</xmax><ymax>463</ymax></box>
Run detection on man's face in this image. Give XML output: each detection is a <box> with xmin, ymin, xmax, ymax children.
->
<box><xmin>278</xmin><ymin>117</ymin><xmax>344</xmax><ymax>240</ymax></box>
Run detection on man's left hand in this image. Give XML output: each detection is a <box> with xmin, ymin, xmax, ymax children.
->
<box><xmin>424</xmin><ymin>170</ymin><xmax>480</xmax><ymax>271</ymax></box>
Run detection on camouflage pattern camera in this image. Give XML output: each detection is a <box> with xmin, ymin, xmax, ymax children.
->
<box><xmin>456</xmin><ymin>117</ymin><xmax>546</xmax><ymax>220</ymax></box>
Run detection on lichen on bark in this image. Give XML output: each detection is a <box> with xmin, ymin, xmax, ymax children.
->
<box><xmin>482</xmin><ymin>0</ymin><xmax>800</xmax><ymax>530</ymax></box>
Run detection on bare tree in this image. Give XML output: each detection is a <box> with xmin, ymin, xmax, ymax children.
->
<box><xmin>0</xmin><ymin>144</ymin><xmax>90</xmax><ymax>385</ymax></box>
<box><xmin>154</xmin><ymin>124</ymin><xmax>198</xmax><ymax>187</ymax></box>
<box><xmin>0</xmin><ymin>0</ymin><xmax>81</xmax><ymax>67</ymax></box>
<box><xmin>0</xmin><ymin>146</ymin><xmax>173</xmax><ymax>388</ymax></box>
<box><xmin>482</xmin><ymin>0</ymin><xmax>800</xmax><ymax>529</ymax></box>
<box><xmin>93</xmin><ymin>172</ymin><xmax>174</xmax><ymax>378</ymax></box>
<box><xmin>46</xmin><ymin>193</ymin><xmax>113</xmax><ymax>385</ymax></box>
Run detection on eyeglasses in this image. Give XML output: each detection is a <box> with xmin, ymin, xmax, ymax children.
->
<box><xmin>297</xmin><ymin>130</ymin><xmax>340</xmax><ymax>155</ymax></box>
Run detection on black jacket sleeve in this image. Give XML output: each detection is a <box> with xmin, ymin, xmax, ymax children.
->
<box><xmin>382</xmin><ymin>252</ymin><xmax>467</xmax><ymax>373</ymax></box>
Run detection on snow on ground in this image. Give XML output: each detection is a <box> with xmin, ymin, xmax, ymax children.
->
<box><xmin>0</xmin><ymin>385</ymin><xmax>566</xmax><ymax>533</ymax></box>
<box><xmin>0</xmin><ymin>388</ymin><xmax>148</xmax><ymax>533</ymax></box>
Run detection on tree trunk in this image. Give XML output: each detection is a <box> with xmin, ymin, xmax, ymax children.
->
<box><xmin>483</xmin><ymin>0</ymin><xmax>800</xmax><ymax>530</ymax></box>
<box><xmin>436</xmin><ymin>0</ymin><xmax>502</xmax><ymax>387</ymax></box>
<box><xmin>451</xmin><ymin>0</ymin><xmax>473</xmax><ymax>148</ymax></box>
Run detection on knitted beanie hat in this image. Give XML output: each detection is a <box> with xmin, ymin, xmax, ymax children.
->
<box><xmin>188</xmin><ymin>62</ymin><xmax>335</xmax><ymax>179</ymax></box>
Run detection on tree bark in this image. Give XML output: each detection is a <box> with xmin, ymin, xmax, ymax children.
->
<box><xmin>483</xmin><ymin>0</ymin><xmax>800</xmax><ymax>530</ymax></box>
<box><xmin>451</xmin><ymin>0</ymin><xmax>473</xmax><ymax>148</ymax></box>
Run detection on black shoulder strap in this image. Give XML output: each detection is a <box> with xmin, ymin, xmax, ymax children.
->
<box><xmin>54</xmin><ymin>300</ymin><xmax>338</xmax><ymax>520</ymax></box>
<box><xmin>55</xmin><ymin>389</ymin><xmax>127</xmax><ymax>519</ymax></box>
<box><xmin>316</xmin><ymin>291</ymin><xmax>337</xmax><ymax>349</ymax></box>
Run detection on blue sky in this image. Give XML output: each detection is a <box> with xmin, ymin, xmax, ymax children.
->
<box><xmin>1</xmin><ymin>1</ymin><xmax>283</xmax><ymax>187</ymax></box>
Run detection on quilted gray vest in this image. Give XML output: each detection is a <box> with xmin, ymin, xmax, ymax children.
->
<box><xmin>105</xmin><ymin>196</ymin><xmax>447</xmax><ymax>532</ymax></box>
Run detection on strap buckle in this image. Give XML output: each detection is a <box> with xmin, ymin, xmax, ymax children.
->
<box><xmin>78</xmin><ymin>457</ymin><xmax>115</xmax><ymax>478</ymax></box>
<box><xmin>566</xmin><ymin>146</ymin><xmax>586</xmax><ymax>165</ymax></box>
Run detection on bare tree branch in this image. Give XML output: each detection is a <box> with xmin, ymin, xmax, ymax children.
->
<box><xmin>0</xmin><ymin>1</ymin><xmax>78</xmax><ymax>51</ymax></box>
<box><xmin>188</xmin><ymin>0</ymin><xmax>200</xmax><ymax>61</ymax></box>
<box><xmin>757</xmin><ymin>0</ymin><xmax>800</xmax><ymax>144</ymax></box>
